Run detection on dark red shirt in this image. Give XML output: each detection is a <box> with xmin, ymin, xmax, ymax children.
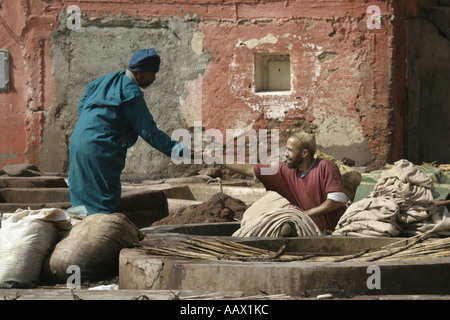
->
<box><xmin>254</xmin><ymin>159</ymin><xmax>348</xmax><ymax>231</ymax></box>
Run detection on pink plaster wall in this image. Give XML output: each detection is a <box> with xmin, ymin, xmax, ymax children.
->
<box><xmin>0</xmin><ymin>0</ymin><xmax>56</xmax><ymax>167</ymax></box>
<box><xmin>0</xmin><ymin>0</ymin><xmax>417</xmax><ymax>171</ymax></box>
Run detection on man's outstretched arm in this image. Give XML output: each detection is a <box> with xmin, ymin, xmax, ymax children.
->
<box><xmin>221</xmin><ymin>164</ymin><xmax>254</xmax><ymax>177</ymax></box>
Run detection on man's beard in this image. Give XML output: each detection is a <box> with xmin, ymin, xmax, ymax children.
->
<box><xmin>287</xmin><ymin>157</ymin><xmax>302</xmax><ymax>169</ymax></box>
<box><xmin>139</xmin><ymin>81</ymin><xmax>154</xmax><ymax>89</ymax></box>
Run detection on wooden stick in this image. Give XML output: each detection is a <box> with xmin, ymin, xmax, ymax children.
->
<box><xmin>185</xmin><ymin>237</ymin><xmax>274</xmax><ymax>256</ymax></box>
<box><xmin>364</xmin><ymin>232</ymin><xmax>432</xmax><ymax>262</ymax></box>
<box><xmin>182</xmin><ymin>239</ymin><xmax>259</xmax><ymax>257</ymax></box>
<box><xmin>227</xmin><ymin>244</ymin><xmax>287</xmax><ymax>261</ymax></box>
<box><xmin>334</xmin><ymin>249</ymin><xmax>370</xmax><ymax>262</ymax></box>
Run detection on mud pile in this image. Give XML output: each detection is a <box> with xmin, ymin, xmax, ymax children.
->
<box><xmin>153</xmin><ymin>193</ymin><xmax>248</xmax><ymax>225</ymax></box>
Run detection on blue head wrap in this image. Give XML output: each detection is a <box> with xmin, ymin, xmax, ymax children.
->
<box><xmin>128</xmin><ymin>48</ymin><xmax>161</xmax><ymax>73</ymax></box>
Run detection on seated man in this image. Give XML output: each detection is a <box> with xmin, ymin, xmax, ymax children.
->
<box><xmin>223</xmin><ymin>132</ymin><xmax>349</xmax><ymax>236</ymax></box>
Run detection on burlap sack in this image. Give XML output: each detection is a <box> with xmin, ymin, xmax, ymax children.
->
<box><xmin>42</xmin><ymin>213</ymin><xmax>145</xmax><ymax>284</ymax></box>
<box><xmin>315</xmin><ymin>151</ymin><xmax>362</xmax><ymax>201</ymax></box>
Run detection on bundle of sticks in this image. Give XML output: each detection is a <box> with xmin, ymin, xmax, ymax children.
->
<box><xmin>135</xmin><ymin>237</ymin><xmax>293</xmax><ymax>262</ymax></box>
<box><xmin>135</xmin><ymin>232</ymin><xmax>450</xmax><ymax>263</ymax></box>
<box><xmin>353</xmin><ymin>232</ymin><xmax>450</xmax><ymax>262</ymax></box>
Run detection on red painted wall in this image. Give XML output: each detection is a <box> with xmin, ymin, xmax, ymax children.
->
<box><xmin>0</xmin><ymin>0</ymin><xmax>417</xmax><ymax>171</ymax></box>
<box><xmin>0</xmin><ymin>0</ymin><xmax>56</xmax><ymax>167</ymax></box>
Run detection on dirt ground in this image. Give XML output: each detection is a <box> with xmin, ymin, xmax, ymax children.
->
<box><xmin>152</xmin><ymin>193</ymin><xmax>248</xmax><ymax>226</ymax></box>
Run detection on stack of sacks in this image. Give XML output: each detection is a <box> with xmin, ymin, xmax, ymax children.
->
<box><xmin>332</xmin><ymin>198</ymin><xmax>402</xmax><ymax>237</ymax></box>
<box><xmin>334</xmin><ymin>159</ymin><xmax>450</xmax><ymax>237</ymax></box>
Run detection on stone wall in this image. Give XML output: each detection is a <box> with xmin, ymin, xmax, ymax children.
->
<box><xmin>2</xmin><ymin>0</ymin><xmax>443</xmax><ymax>178</ymax></box>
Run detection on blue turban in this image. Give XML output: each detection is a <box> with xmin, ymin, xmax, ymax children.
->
<box><xmin>128</xmin><ymin>48</ymin><xmax>161</xmax><ymax>73</ymax></box>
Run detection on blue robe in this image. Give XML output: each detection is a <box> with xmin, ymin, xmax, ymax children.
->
<box><xmin>68</xmin><ymin>70</ymin><xmax>179</xmax><ymax>214</ymax></box>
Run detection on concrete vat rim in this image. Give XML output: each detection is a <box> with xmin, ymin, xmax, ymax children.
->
<box><xmin>119</xmin><ymin>222</ymin><xmax>450</xmax><ymax>296</ymax></box>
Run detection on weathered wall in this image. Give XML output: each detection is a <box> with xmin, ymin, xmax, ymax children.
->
<box><xmin>1</xmin><ymin>0</ymin><xmax>431</xmax><ymax>177</ymax></box>
<box><xmin>41</xmin><ymin>13</ymin><xmax>209</xmax><ymax>177</ymax></box>
<box><xmin>407</xmin><ymin>6</ymin><xmax>450</xmax><ymax>165</ymax></box>
<box><xmin>196</xmin><ymin>10</ymin><xmax>394</xmax><ymax>168</ymax></box>
<box><xmin>0</xmin><ymin>0</ymin><xmax>55</xmax><ymax>169</ymax></box>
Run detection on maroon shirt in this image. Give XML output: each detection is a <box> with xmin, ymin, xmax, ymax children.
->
<box><xmin>254</xmin><ymin>159</ymin><xmax>348</xmax><ymax>231</ymax></box>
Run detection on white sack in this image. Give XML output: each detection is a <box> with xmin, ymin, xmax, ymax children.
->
<box><xmin>0</xmin><ymin>208</ymin><xmax>71</xmax><ymax>288</ymax></box>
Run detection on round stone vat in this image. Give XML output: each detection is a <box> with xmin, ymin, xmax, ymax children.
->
<box><xmin>119</xmin><ymin>222</ymin><xmax>450</xmax><ymax>297</ymax></box>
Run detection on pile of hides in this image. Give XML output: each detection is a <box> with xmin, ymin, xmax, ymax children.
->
<box><xmin>232</xmin><ymin>191</ymin><xmax>321</xmax><ymax>237</ymax></box>
<box><xmin>333</xmin><ymin>159</ymin><xmax>450</xmax><ymax>237</ymax></box>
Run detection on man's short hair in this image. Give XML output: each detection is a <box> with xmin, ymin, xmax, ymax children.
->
<box><xmin>292</xmin><ymin>132</ymin><xmax>317</xmax><ymax>156</ymax></box>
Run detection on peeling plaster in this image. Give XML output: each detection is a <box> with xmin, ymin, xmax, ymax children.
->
<box><xmin>191</xmin><ymin>30</ymin><xmax>205</xmax><ymax>55</ymax></box>
<box><xmin>179</xmin><ymin>76</ymin><xmax>204</xmax><ymax>126</ymax></box>
<box><xmin>237</xmin><ymin>33</ymin><xmax>278</xmax><ymax>49</ymax></box>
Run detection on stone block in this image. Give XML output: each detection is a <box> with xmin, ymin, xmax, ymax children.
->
<box><xmin>118</xmin><ymin>189</ymin><xmax>169</xmax><ymax>229</ymax></box>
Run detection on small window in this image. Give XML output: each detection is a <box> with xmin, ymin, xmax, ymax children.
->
<box><xmin>254</xmin><ymin>53</ymin><xmax>290</xmax><ymax>93</ymax></box>
<box><xmin>0</xmin><ymin>49</ymin><xmax>9</xmax><ymax>91</ymax></box>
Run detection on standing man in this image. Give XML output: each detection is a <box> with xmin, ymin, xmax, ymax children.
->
<box><xmin>68</xmin><ymin>48</ymin><xmax>187</xmax><ymax>215</ymax></box>
<box><xmin>223</xmin><ymin>132</ymin><xmax>349</xmax><ymax>236</ymax></box>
